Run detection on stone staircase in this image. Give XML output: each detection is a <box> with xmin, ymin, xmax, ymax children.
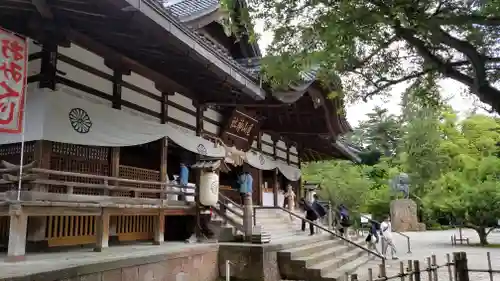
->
<box><xmin>212</xmin><ymin>200</ymin><xmax>378</xmax><ymax>280</ymax></box>
<box><xmin>213</xmin><ymin>200</ymin><xmax>317</xmax><ymax>242</ymax></box>
<box><xmin>279</xmin><ymin>235</ymin><xmax>374</xmax><ymax>281</ymax></box>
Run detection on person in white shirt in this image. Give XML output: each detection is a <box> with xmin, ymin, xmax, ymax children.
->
<box><xmin>380</xmin><ymin>216</ymin><xmax>398</xmax><ymax>260</ymax></box>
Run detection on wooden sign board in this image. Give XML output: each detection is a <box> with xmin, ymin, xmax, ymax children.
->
<box><xmin>221</xmin><ymin>109</ymin><xmax>259</xmax><ymax>151</ymax></box>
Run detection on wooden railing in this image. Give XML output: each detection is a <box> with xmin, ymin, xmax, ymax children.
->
<box><xmin>0</xmin><ymin>162</ymin><xmax>200</xmax><ymax>250</ymax></box>
<box><xmin>0</xmin><ymin>168</ymin><xmax>195</xmax><ymax>207</ymax></box>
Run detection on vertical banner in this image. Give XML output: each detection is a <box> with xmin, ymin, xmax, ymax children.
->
<box><xmin>0</xmin><ymin>27</ymin><xmax>28</xmax><ymax>133</ymax></box>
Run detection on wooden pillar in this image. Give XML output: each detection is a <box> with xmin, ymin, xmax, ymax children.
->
<box><xmin>243</xmin><ymin>194</ymin><xmax>253</xmax><ymax>241</ymax></box>
<box><xmin>286</xmin><ymin>142</ymin><xmax>291</xmax><ymax>165</ymax></box>
<box><xmin>160</xmin><ymin>93</ymin><xmax>169</xmax><ymax>186</ymax></box>
<box><xmin>94</xmin><ymin>210</ymin><xmax>110</xmax><ymax>252</ymax></box>
<box><xmin>297</xmin><ymin>146</ymin><xmax>304</xmax><ymax>198</ymax></box>
<box><xmin>39</xmin><ymin>41</ymin><xmax>57</xmax><ymax>90</ymax></box>
<box><xmin>257</xmin><ymin>133</ymin><xmax>263</xmax><ymax>206</ymax></box>
<box><xmin>153</xmin><ymin>211</ymin><xmax>165</xmax><ymax>245</ymax></box>
<box><xmin>454</xmin><ymin>252</ymin><xmax>470</xmax><ymax>281</ymax></box>
<box><xmin>160</xmin><ymin>138</ymin><xmax>168</xmax><ymax>182</ymax></box>
<box><xmin>109</xmin><ymin>68</ymin><xmax>122</xmax><ymax>191</ymax></box>
<box><xmin>194</xmin><ymin>103</ymin><xmax>206</xmax><ymax>239</ymax></box>
<box><xmin>7</xmin><ymin>205</ymin><xmax>27</xmax><ymax>262</ymax></box>
<box><xmin>272</xmin><ymin>138</ymin><xmax>278</xmax><ymax>207</ymax></box>
<box><xmin>27</xmin><ymin>140</ymin><xmax>51</xmax><ymax>242</ymax></box>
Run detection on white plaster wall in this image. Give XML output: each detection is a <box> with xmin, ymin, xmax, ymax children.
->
<box><xmin>58</xmin><ymin>43</ymin><xmax>112</xmax><ymax>75</ymax></box>
<box><xmin>122</xmin><ymin>72</ymin><xmax>162</xmax><ymax>97</ymax></box>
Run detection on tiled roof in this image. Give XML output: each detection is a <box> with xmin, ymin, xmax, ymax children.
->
<box><xmin>162</xmin><ymin>0</ymin><xmax>220</xmax><ymax>22</ymax></box>
<box><xmin>235</xmin><ymin>57</ymin><xmax>319</xmax><ymax>83</ymax></box>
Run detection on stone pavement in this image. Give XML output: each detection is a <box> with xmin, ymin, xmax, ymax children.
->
<box><xmin>353</xmin><ymin>229</ymin><xmax>500</xmax><ymax>281</ymax></box>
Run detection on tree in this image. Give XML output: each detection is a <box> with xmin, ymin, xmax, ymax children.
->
<box><xmin>348</xmin><ymin>106</ymin><xmax>402</xmax><ymax>156</ymax></box>
<box><xmin>301</xmin><ymin>160</ymin><xmax>371</xmax><ymax>211</ymax></box>
<box><xmin>231</xmin><ymin>0</ymin><xmax>500</xmax><ymax>111</ymax></box>
<box><xmin>423</xmin><ymin>114</ymin><xmax>500</xmax><ymax>245</ymax></box>
<box><xmin>398</xmin><ymin>78</ymin><xmax>445</xmax><ymax>198</ymax></box>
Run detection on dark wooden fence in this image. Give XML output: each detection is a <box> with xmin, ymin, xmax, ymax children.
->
<box><xmin>347</xmin><ymin>252</ymin><xmax>498</xmax><ymax>281</ymax></box>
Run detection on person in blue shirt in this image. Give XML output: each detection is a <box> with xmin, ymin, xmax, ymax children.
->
<box><xmin>179</xmin><ymin>162</ymin><xmax>189</xmax><ymax>201</ymax></box>
<box><xmin>179</xmin><ymin>162</ymin><xmax>189</xmax><ymax>186</ymax></box>
<box><xmin>237</xmin><ymin>171</ymin><xmax>253</xmax><ymax>205</ymax></box>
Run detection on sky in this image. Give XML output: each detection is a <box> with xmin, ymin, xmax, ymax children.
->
<box><xmin>254</xmin><ymin>22</ymin><xmax>490</xmax><ymax>127</ymax></box>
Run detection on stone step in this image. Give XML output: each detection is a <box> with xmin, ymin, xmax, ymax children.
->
<box><xmin>281</xmin><ymin>239</ymin><xmax>342</xmax><ymax>259</ymax></box>
<box><xmin>321</xmin><ymin>254</ymin><xmax>374</xmax><ymax>281</ymax></box>
<box><xmin>308</xmin><ymin>247</ymin><xmax>368</xmax><ymax>278</ymax></box>
<box><xmin>294</xmin><ymin>242</ymin><xmax>353</xmax><ymax>267</ymax></box>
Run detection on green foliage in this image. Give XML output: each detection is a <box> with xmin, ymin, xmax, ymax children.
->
<box><xmin>301</xmin><ymin>160</ymin><xmax>371</xmax><ymax>211</ymax></box>
<box><xmin>348</xmin><ymin>106</ymin><xmax>402</xmax><ymax>156</ymax></box>
<box><xmin>303</xmin><ymin>86</ymin><xmax>500</xmax><ymax>244</ymax></box>
<box><xmin>237</xmin><ymin>0</ymin><xmax>500</xmax><ymax>111</ymax></box>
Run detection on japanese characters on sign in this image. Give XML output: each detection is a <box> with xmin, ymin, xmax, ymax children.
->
<box><xmin>221</xmin><ymin>109</ymin><xmax>259</xmax><ymax>151</ymax></box>
<box><xmin>0</xmin><ymin>27</ymin><xmax>27</xmax><ymax>134</ymax></box>
<box><xmin>229</xmin><ymin>116</ymin><xmax>254</xmax><ymax>137</ymax></box>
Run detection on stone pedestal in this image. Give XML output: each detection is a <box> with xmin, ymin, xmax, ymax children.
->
<box><xmin>390</xmin><ymin>199</ymin><xmax>426</xmax><ymax>232</ymax></box>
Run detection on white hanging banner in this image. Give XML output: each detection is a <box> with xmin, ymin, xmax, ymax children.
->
<box><xmin>0</xmin><ymin>27</ymin><xmax>28</xmax><ymax>134</ymax></box>
<box><xmin>43</xmin><ymin>89</ymin><xmax>169</xmax><ymax>146</ymax></box>
<box><xmin>244</xmin><ymin>150</ymin><xmax>276</xmax><ymax>170</ymax></box>
<box><xmin>167</xmin><ymin>123</ymin><xmax>225</xmax><ymax>158</ymax></box>
<box><xmin>0</xmin><ymin>88</ymin><xmax>226</xmax><ymax>157</ymax></box>
<box><xmin>276</xmin><ymin>160</ymin><xmax>301</xmax><ymax>181</ymax></box>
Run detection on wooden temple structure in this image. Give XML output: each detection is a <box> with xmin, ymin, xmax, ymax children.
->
<box><xmin>0</xmin><ymin>0</ymin><xmax>358</xmax><ymax>261</ymax></box>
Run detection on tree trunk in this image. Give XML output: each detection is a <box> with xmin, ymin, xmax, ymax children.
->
<box><xmin>476</xmin><ymin>227</ymin><xmax>489</xmax><ymax>246</ymax></box>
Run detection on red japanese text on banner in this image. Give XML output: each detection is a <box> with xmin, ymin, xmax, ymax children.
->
<box><xmin>0</xmin><ymin>27</ymin><xmax>28</xmax><ymax>134</ymax></box>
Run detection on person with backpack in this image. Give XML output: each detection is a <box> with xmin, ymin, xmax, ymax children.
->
<box><xmin>338</xmin><ymin>204</ymin><xmax>351</xmax><ymax>237</ymax></box>
<box><xmin>365</xmin><ymin>220</ymin><xmax>381</xmax><ymax>254</ymax></box>
<box><xmin>380</xmin><ymin>215</ymin><xmax>398</xmax><ymax>260</ymax></box>
<box><xmin>312</xmin><ymin>194</ymin><xmax>327</xmax><ymax>233</ymax></box>
<box><xmin>300</xmin><ymin>198</ymin><xmax>319</xmax><ymax>235</ymax></box>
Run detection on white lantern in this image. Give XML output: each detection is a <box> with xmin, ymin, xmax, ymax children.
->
<box><xmin>199</xmin><ymin>170</ymin><xmax>219</xmax><ymax>206</ymax></box>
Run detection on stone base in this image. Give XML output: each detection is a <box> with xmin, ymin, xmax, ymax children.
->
<box><xmin>390</xmin><ymin>199</ymin><xmax>424</xmax><ymax>232</ymax></box>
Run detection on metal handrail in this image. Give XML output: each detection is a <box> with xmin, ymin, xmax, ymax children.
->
<box><xmin>219</xmin><ymin>193</ymin><xmax>243</xmax><ymax>210</ymax></box>
<box><xmin>357</xmin><ymin>213</ymin><xmax>412</xmax><ymax>254</ymax></box>
<box><xmin>254</xmin><ymin>206</ymin><xmax>386</xmax><ymax>262</ymax></box>
<box><xmin>218</xmin><ymin>200</ymin><xmax>243</xmax><ymax>219</ymax></box>
<box><xmin>330</xmin><ymin>202</ymin><xmax>412</xmax><ymax>254</ymax></box>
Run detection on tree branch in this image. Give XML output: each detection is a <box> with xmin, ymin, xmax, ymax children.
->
<box><xmin>393</xmin><ymin>25</ymin><xmax>500</xmax><ymax>112</ymax></box>
<box><xmin>434</xmin><ymin>15</ymin><xmax>500</xmax><ymax>26</ymax></box>
<box><xmin>486</xmin><ymin>226</ymin><xmax>498</xmax><ymax>236</ymax></box>
<box><xmin>430</xmin><ymin>28</ymin><xmax>487</xmax><ymax>92</ymax></box>
<box><xmin>360</xmin><ymin>60</ymin><xmax>482</xmax><ymax>101</ymax></box>
<box><xmin>344</xmin><ymin>36</ymin><xmax>398</xmax><ymax>71</ymax></box>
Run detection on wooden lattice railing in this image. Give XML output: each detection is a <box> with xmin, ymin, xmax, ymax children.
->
<box><xmin>0</xmin><ymin>165</ymin><xmax>195</xmax><ymax>248</ymax></box>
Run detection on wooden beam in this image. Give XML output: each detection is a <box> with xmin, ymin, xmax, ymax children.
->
<box><xmin>262</xmin><ymin>130</ymin><xmax>329</xmax><ymax>136</ymax></box>
<box><xmin>204</xmin><ymin>102</ymin><xmax>290</xmax><ymax>108</ymax></box>
<box><xmin>32</xmin><ymin>0</ymin><xmax>54</xmax><ymax>19</ymax></box>
<box><xmin>65</xmin><ymin>29</ymin><xmax>195</xmax><ymax>97</ymax></box>
<box><xmin>111</xmin><ymin>70</ymin><xmax>122</xmax><ymax>109</ymax></box>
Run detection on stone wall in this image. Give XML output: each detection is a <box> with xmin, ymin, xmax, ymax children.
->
<box><xmin>218</xmin><ymin>244</ymin><xmax>281</xmax><ymax>281</ymax></box>
<box><xmin>2</xmin><ymin>245</ymin><xmax>219</xmax><ymax>281</ymax></box>
<box><xmin>390</xmin><ymin>199</ymin><xmax>426</xmax><ymax>232</ymax></box>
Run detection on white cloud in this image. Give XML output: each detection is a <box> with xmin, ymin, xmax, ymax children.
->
<box><xmin>254</xmin><ymin>20</ymin><xmax>492</xmax><ymax>127</ymax></box>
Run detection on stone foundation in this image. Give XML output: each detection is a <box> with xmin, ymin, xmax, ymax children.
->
<box><xmin>1</xmin><ymin>245</ymin><xmax>219</xmax><ymax>281</ymax></box>
<box><xmin>390</xmin><ymin>199</ymin><xmax>426</xmax><ymax>232</ymax></box>
<box><xmin>218</xmin><ymin>244</ymin><xmax>281</xmax><ymax>281</ymax></box>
